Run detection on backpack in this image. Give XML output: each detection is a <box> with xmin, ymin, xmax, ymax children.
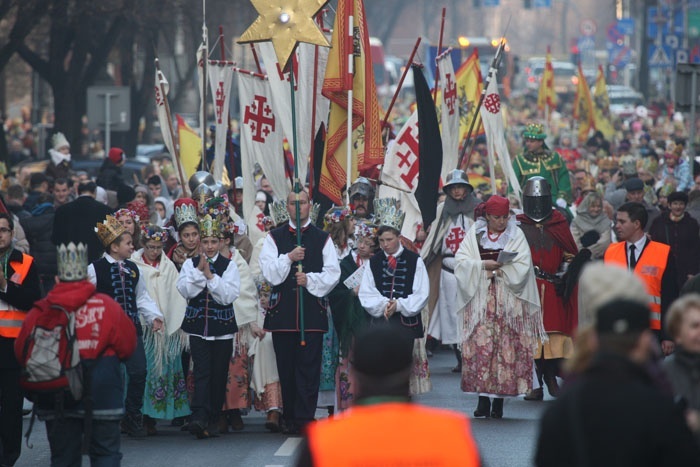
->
<box><xmin>19</xmin><ymin>304</ymin><xmax>83</xmax><ymax>402</ymax></box>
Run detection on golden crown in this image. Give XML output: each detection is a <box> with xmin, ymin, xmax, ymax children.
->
<box><xmin>95</xmin><ymin>215</ymin><xmax>127</xmax><ymax>247</ymax></box>
<box><xmin>57</xmin><ymin>242</ymin><xmax>88</xmax><ymax>282</ymax></box>
<box><xmin>199</xmin><ymin>214</ymin><xmax>222</xmax><ymax>238</ymax></box>
<box><xmin>374</xmin><ymin>198</ymin><xmax>405</xmax><ymax>232</ymax></box>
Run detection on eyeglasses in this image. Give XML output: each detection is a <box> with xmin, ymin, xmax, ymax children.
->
<box><xmin>0</xmin><ymin>228</ymin><xmax>12</xmax><ymax>234</ymax></box>
<box><xmin>144</xmin><ymin>244</ymin><xmax>164</xmax><ymax>251</ymax></box>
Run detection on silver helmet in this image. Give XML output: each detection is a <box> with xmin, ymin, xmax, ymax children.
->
<box><xmin>522</xmin><ymin>176</ymin><xmax>552</xmax><ymax>222</ymax></box>
<box><xmin>348</xmin><ymin>177</ymin><xmax>375</xmax><ymax>200</ymax></box>
<box><xmin>443</xmin><ymin>169</ymin><xmax>473</xmax><ymax>191</ymax></box>
<box><xmin>188</xmin><ymin>171</ymin><xmax>215</xmax><ymax>194</ymax></box>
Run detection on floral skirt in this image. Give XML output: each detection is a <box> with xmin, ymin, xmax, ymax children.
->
<box><xmin>142</xmin><ymin>332</ymin><xmax>190</xmax><ymax>419</ymax></box>
<box><xmin>224</xmin><ymin>336</ymin><xmax>251</xmax><ymax>410</ymax></box>
<box><xmin>460</xmin><ymin>285</ymin><xmax>535</xmax><ymax>396</ymax></box>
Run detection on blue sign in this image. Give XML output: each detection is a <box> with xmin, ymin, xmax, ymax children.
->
<box><xmin>616</xmin><ymin>18</ymin><xmax>635</xmax><ymax>36</ymax></box>
<box><xmin>648</xmin><ymin>43</ymin><xmax>674</xmax><ymax>68</ymax></box>
<box><xmin>534</xmin><ymin>0</ymin><xmax>551</xmax><ymax>7</ymax></box>
<box><xmin>609</xmin><ymin>45</ymin><xmax>632</xmax><ymax>68</ymax></box>
<box><xmin>482</xmin><ymin>0</ymin><xmax>499</xmax><ymax>5</ymax></box>
<box><xmin>647</xmin><ymin>7</ymin><xmax>684</xmax><ymax>39</ymax></box>
<box><xmin>578</xmin><ymin>36</ymin><xmax>595</xmax><ymax>51</ymax></box>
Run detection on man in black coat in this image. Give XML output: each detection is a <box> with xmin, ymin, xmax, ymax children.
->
<box><xmin>535</xmin><ymin>300</ymin><xmax>700</xmax><ymax>467</ymax></box>
<box><xmin>52</xmin><ymin>181</ymin><xmax>112</xmax><ymax>264</ymax></box>
<box><xmin>20</xmin><ymin>192</ymin><xmax>57</xmax><ymax>297</ymax></box>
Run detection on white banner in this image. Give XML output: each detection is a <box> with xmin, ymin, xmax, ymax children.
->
<box><xmin>480</xmin><ymin>76</ymin><xmax>521</xmax><ymax>198</ymax></box>
<box><xmin>257</xmin><ymin>42</ymin><xmax>329</xmax><ymax>186</ymax></box>
<box><xmin>237</xmin><ymin>71</ymin><xmax>287</xmax><ymax>222</ymax></box>
<box><xmin>380</xmin><ymin>111</ymin><xmax>422</xmax><ymax>240</ymax></box>
<box><xmin>437</xmin><ymin>52</ymin><xmax>460</xmax><ymax>181</ymax></box>
<box><xmin>208</xmin><ymin>63</ymin><xmax>234</xmax><ymax>183</ymax></box>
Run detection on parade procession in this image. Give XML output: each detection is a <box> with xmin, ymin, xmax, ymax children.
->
<box><xmin>4</xmin><ymin>0</ymin><xmax>700</xmax><ymax>466</ymax></box>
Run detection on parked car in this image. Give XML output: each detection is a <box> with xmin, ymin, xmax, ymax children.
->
<box><xmin>606</xmin><ymin>85</ymin><xmax>645</xmax><ymax>119</ymax></box>
<box><xmin>522</xmin><ymin>58</ymin><xmax>578</xmax><ymax>99</ymax></box>
<box><xmin>72</xmin><ymin>159</ymin><xmax>149</xmax><ymax>185</ymax></box>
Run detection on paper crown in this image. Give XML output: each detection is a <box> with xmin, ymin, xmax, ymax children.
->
<box><xmin>374</xmin><ymin>198</ymin><xmax>405</xmax><ymax>232</ymax></box>
<box><xmin>619</xmin><ymin>155</ymin><xmax>638</xmax><ymax>176</ymax></box>
<box><xmin>57</xmin><ymin>242</ymin><xmax>87</xmax><ymax>282</ymax></box>
<box><xmin>52</xmin><ymin>132</ymin><xmax>70</xmax><ymax>150</ymax></box>
<box><xmin>141</xmin><ymin>224</ymin><xmax>169</xmax><ymax>243</ymax></box>
<box><xmin>270</xmin><ymin>200</ymin><xmax>290</xmax><ymax>226</ymax></box>
<box><xmin>310</xmin><ymin>202</ymin><xmax>321</xmax><ymax>225</ymax></box>
<box><xmin>523</xmin><ymin>123</ymin><xmax>546</xmax><ymax>140</ymax></box>
<box><xmin>95</xmin><ymin>215</ymin><xmax>127</xmax><ymax>247</ymax></box>
<box><xmin>199</xmin><ymin>214</ymin><xmax>222</xmax><ymax>238</ymax></box>
<box><xmin>174</xmin><ymin>198</ymin><xmax>199</xmax><ymax>229</ymax></box>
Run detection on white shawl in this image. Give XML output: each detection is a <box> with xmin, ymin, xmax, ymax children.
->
<box><xmin>454</xmin><ymin>220</ymin><xmax>546</xmax><ymax>342</ymax></box>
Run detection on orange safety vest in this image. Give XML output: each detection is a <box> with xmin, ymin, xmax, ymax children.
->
<box><xmin>0</xmin><ymin>253</ymin><xmax>34</xmax><ymax>338</ymax></box>
<box><xmin>307</xmin><ymin>402</ymin><xmax>480</xmax><ymax>467</ymax></box>
<box><xmin>604</xmin><ymin>241</ymin><xmax>669</xmax><ymax>330</ymax></box>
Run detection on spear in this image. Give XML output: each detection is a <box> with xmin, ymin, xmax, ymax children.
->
<box><xmin>457</xmin><ymin>17</ymin><xmax>512</xmax><ymax>170</ymax></box>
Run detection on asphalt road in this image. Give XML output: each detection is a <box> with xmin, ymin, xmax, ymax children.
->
<box><xmin>15</xmin><ymin>348</ymin><xmax>553</xmax><ymax>467</ymax></box>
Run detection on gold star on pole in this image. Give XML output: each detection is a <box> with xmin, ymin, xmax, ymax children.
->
<box><xmin>238</xmin><ymin>0</ymin><xmax>330</xmax><ymax>70</ymax></box>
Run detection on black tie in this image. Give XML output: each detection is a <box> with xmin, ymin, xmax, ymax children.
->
<box><xmin>629</xmin><ymin>244</ymin><xmax>637</xmax><ymax>271</ymax></box>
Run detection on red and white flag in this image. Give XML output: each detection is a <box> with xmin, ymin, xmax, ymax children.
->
<box><xmin>437</xmin><ymin>51</ymin><xmax>459</xmax><ymax>180</ymax></box>
<box><xmin>480</xmin><ymin>75</ymin><xmax>521</xmax><ymax>198</ymax></box>
<box><xmin>208</xmin><ymin>63</ymin><xmax>234</xmax><ymax>182</ymax></box>
<box><xmin>257</xmin><ymin>42</ymin><xmax>330</xmax><ymax>186</ymax></box>
<box><xmin>379</xmin><ymin>112</ymin><xmax>422</xmax><ymax>240</ymax></box>
<box><xmin>237</xmin><ymin>71</ymin><xmax>287</xmax><ymax>222</ymax></box>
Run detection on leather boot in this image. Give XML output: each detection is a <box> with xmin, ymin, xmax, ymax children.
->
<box><xmin>473</xmin><ymin>396</ymin><xmax>491</xmax><ymax>418</ymax></box>
<box><xmin>524</xmin><ymin>387</ymin><xmax>544</xmax><ymax>401</ymax></box>
<box><xmin>491</xmin><ymin>398</ymin><xmax>504</xmax><ymax>419</ymax></box>
<box><xmin>452</xmin><ymin>345</ymin><xmax>462</xmax><ymax>373</ymax></box>
<box><xmin>544</xmin><ymin>359</ymin><xmax>561</xmax><ymax>398</ymax></box>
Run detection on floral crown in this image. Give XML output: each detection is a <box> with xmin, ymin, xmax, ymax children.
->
<box><xmin>355</xmin><ymin>222</ymin><xmax>377</xmax><ymax>239</ymax></box>
<box><xmin>141</xmin><ymin>225</ymin><xmax>169</xmax><ymax>243</ymax></box>
<box><xmin>199</xmin><ymin>195</ymin><xmax>230</xmax><ymax>218</ymax></box>
<box><xmin>114</xmin><ymin>208</ymin><xmax>140</xmax><ymax>224</ymax></box>
<box><xmin>324</xmin><ymin>207</ymin><xmax>352</xmax><ymax>227</ymax></box>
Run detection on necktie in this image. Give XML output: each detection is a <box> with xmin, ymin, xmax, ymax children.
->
<box><xmin>387</xmin><ymin>255</ymin><xmax>397</xmax><ymax>271</ymax></box>
<box><xmin>629</xmin><ymin>244</ymin><xmax>637</xmax><ymax>271</ymax></box>
<box><xmin>356</xmin><ymin>255</ymin><xmax>362</xmax><ymax>267</ymax></box>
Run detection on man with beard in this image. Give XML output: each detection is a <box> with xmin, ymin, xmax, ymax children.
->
<box><xmin>421</xmin><ymin>169</ymin><xmax>479</xmax><ymax>371</ymax></box>
<box><xmin>517</xmin><ymin>177</ymin><xmax>579</xmax><ymax>401</ymax></box>
<box><xmin>348</xmin><ymin>177</ymin><xmax>375</xmax><ymax>222</ymax></box>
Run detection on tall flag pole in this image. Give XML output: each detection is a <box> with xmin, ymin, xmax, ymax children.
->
<box><xmin>239</xmin><ymin>0</ymin><xmax>330</xmax><ymax>346</ymax></box>
<box><xmin>198</xmin><ymin>0</ymin><xmax>209</xmax><ymax>171</ymax></box>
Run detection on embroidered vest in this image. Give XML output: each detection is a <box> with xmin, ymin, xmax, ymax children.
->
<box><xmin>93</xmin><ymin>257</ymin><xmax>141</xmax><ymax>334</ymax></box>
<box><xmin>182</xmin><ymin>254</ymin><xmax>238</xmax><ymax>337</ymax></box>
<box><xmin>264</xmin><ymin>225</ymin><xmax>330</xmax><ymax>333</ymax></box>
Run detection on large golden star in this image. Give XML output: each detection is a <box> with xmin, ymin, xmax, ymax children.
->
<box><xmin>238</xmin><ymin>0</ymin><xmax>330</xmax><ymax>70</ymax></box>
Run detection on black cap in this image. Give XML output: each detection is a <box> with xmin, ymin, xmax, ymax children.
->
<box><xmin>596</xmin><ymin>300</ymin><xmax>649</xmax><ymax>335</ymax></box>
<box><xmin>667</xmin><ymin>191</ymin><xmax>689</xmax><ymax>205</ymax></box>
<box><xmin>624</xmin><ymin>177</ymin><xmax>644</xmax><ymax>192</ymax></box>
<box><xmin>352</xmin><ymin>325</ymin><xmax>413</xmax><ymax>376</ymax></box>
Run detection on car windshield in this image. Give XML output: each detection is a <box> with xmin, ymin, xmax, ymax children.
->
<box><xmin>609</xmin><ymin>95</ymin><xmax>642</xmax><ymax>106</ymax></box>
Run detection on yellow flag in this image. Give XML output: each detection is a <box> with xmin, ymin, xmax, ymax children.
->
<box><xmin>592</xmin><ymin>65</ymin><xmax>615</xmax><ymax>140</ymax></box>
<box><xmin>573</xmin><ymin>63</ymin><xmax>594</xmax><ymax>144</ymax></box>
<box><xmin>320</xmin><ymin>0</ymin><xmax>384</xmax><ymax>205</ymax></box>
<box><xmin>537</xmin><ymin>46</ymin><xmax>557</xmax><ymax>111</ymax></box>
<box><xmin>176</xmin><ymin>114</ymin><xmax>202</xmax><ymax>179</ymax></box>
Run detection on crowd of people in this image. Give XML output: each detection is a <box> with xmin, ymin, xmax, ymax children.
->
<box><xmin>1</xmin><ymin>98</ymin><xmax>700</xmax><ymax>466</ymax></box>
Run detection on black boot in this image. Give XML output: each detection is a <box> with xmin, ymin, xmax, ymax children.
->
<box><xmin>451</xmin><ymin>345</ymin><xmax>462</xmax><ymax>373</ymax></box>
<box><xmin>543</xmin><ymin>359</ymin><xmax>562</xmax><ymax>398</ymax></box>
<box><xmin>491</xmin><ymin>398</ymin><xmax>504</xmax><ymax>419</ymax></box>
<box><xmin>473</xmin><ymin>396</ymin><xmax>491</xmax><ymax>418</ymax></box>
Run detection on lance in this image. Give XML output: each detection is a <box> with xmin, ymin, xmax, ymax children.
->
<box><xmin>457</xmin><ymin>18</ymin><xmax>512</xmax><ymax>170</ymax></box>
<box><xmin>218</xmin><ymin>26</ymin><xmax>237</xmax><ymax>183</ymax></box>
<box><xmin>366</xmin><ymin>177</ymin><xmax>412</xmax><ymax>194</ymax></box>
<box><xmin>200</xmin><ymin>0</ymin><xmax>209</xmax><ymax>172</ymax></box>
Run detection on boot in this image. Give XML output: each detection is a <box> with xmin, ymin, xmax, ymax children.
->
<box><xmin>124</xmin><ymin>413</ymin><xmax>147</xmax><ymax>438</ymax></box>
<box><xmin>228</xmin><ymin>409</ymin><xmax>244</xmax><ymax>431</ymax></box>
<box><xmin>491</xmin><ymin>398</ymin><xmax>504</xmax><ymax>419</ymax></box>
<box><xmin>143</xmin><ymin>415</ymin><xmax>157</xmax><ymax>436</ymax></box>
<box><xmin>451</xmin><ymin>345</ymin><xmax>462</xmax><ymax>373</ymax></box>
<box><xmin>524</xmin><ymin>387</ymin><xmax>544</xmax><ymax>401</ymax></box>
<box><xmin>265</xmin><ymin>410</ymin><xmax>281</xmax><ymax>432</ymax></box>
<box><xmin>473</xmin><ymin>396</ymin><xmax>491</xmax><ymax>418</ymax></box>
<box><xmin>543</xmin><ymin>359</ymin><xmax>561</xmax><ymax>398</ymax></box>
<box><xmin>218</xmin><ymin>413</ymin><xmax>229</xmax><ymax>434</ymax></box>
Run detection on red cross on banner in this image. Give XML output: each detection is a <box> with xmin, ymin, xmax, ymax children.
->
<box><xmin>445</xmin><ymin>226</ymin><xmax>465</xmax><ymax>254</ymax></box>
<box><xmin>244</xmin><ymin>95</ymin><xmax>276</xmax><ymax>143</ymax></box>
<box><xmin>255</xmin><ymin>212</ymin><xmax>265</xmax><ymax>232</ymax></box>
<box><xmin>444</xmin><ymin>73</ymin><xmax>457</xmax><ymax>115</ymax></box>
<box><xmin>395</xmin><ymin>122</ymin><xmax>420</xmax><ymax>190</ymax></box>
<box><xmin>215</xmin><ymin>81</ymin><xmax>226</xmax><ymax>124</ymax></box>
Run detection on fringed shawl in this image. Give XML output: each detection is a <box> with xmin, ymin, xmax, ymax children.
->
<box><xmin>454</xmin><ymin>220</ymin><xmax>547</xmax><ymax>343</ymax></box>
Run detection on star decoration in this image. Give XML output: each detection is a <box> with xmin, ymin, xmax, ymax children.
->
<box><xmin>238</xmin><ymin>0</ymin><xmax>330</xmax><ymax>70</ymax></box>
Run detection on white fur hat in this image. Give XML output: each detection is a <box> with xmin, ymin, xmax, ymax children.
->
<box><xmin>52</xmin><ymin>132</ymin><xmax>70</xmax><ymax>150</ymax></box>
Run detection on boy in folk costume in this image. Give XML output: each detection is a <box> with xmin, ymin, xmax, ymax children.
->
<box><xmin>421</xmin><ymin>169</ymin><xmax>478</xmax><ymax>372</ymax></box>
<box><xmin>89</xmin><ymin>216</ymin><xmax>164</xmax><ymax>437</ymax></box>
<box><xmin>359</xmin><ymin>198</ymin><xmax>431</xmax><ymax>394</ymax></box>
<box><xmin>176</xmin><ymin>213</ymin><xmax>241</xmax><ymax>439</ymax></box>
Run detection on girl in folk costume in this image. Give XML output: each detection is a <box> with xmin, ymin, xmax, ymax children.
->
<box><xmin>208</xmin><ymin>199</ymin><xmax>261</xmax><ymax>433</ymax></box>
<box><xmin>115</xmin><ymin>207</ymin><xmax>143</xmax><ymax>250</ymax></box>
<box><xmin>131</xmin><ymin>225</ymin><xmax>190</xmax><ymax>434</ymax></box>
<box><xmin>247</xmin><ymin>208</ymin><xmax>286</xmax><ymax>432</ymax></box>
<box><xmin>328</xmin><ymin>223</ymin><xmax>378</xmax><ymax>410</ymax></box>
<box><xmin>454</xmin><ymin>195</ymin><xmax>546</xmax><ymax>419</ymax></box>
<box><xmin>317</xmin><ymin>207</ymin><xmax>354</xmax><ymax>413</ymax></box>
<box><xmin>421</xmin><ymin>169</ymin><xmax>478</xmax><ymax>372</ymax></box>
<box><xmin>167</xmin><ymin>199</ymin><xmax>200</xmax><ymax>271</ymax></box>
<box><xmin>359</xmin><ymin>198</ymin><xmax>431</xmax><ymax>395</ymax></box>
<box><xmin>176</xmin><ymin>212</ymin><xmax>241</xmax><ymax>439</ymax></box>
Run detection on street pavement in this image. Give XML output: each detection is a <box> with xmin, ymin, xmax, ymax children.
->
<box><xmin>15</xmin><ymin>348</ymin><xmax>553</xmax><ymax>466</ymax></box>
